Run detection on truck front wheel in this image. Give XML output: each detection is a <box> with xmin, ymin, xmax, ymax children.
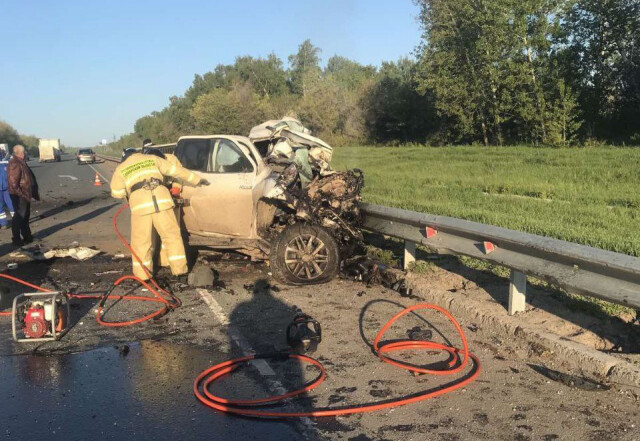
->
<box><xmin>269</xmin><ymin>224</ymin><xmax>339</xmax><ymax>285</ymax></box>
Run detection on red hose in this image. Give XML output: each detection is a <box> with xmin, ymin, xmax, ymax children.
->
<box><xmin>0</xmin><ymin>203</ymin><xmax>181</xmax><ymax>326</ymax></box>
<box><xmin>193</xmin><ymin>303</ymin><xmax>480</xmax><ymax>418</ymax></box>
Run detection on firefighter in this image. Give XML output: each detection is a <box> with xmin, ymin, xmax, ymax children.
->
<box><xmin>110</xmin><ymin>149</ymin><xmax>208</xmax><ymax>280</ymax></box>
<box><xmin>141</xmin><ymin>148</ymin><xmax>185</xmax><ymax>270</ymax></box>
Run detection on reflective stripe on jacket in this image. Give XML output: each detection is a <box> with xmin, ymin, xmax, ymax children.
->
<box><xmin>110</xmin><ymin>153</ymin><xmax>200</xmax><ymax>216</ymax></box>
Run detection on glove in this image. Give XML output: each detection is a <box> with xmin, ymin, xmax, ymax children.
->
<box><xmin>199</xmin><ymin>179</ymin><xmax>210</xmax><ymax>186</ymax></box>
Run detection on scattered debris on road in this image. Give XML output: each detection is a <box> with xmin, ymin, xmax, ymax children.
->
<box><xmin>43</xmin><ymin>247</ymin><xmax>101</xmax><ymax>260</ymax></box>
<box><xmin>94</xmin><ymin>270</ymin><xmax>123</xmax><ymax>276</ymax></box>
<box><xmin>10</xmin><ymin>246</ymin><xmax>100</xmax><ymax>261</ymax></box>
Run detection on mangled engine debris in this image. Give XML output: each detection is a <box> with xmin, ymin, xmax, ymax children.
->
<box><xmin>249</xmin><ymin>118</ymin><xmax>365</xmax><ymax>252</ymax></box>
<box><xmin>272</xmin><ymin>167</ymin><xmax>365</xmax><ymax>248</ymax></box>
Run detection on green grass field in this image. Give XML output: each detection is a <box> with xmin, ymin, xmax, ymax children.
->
<box><xmin>332</xmin><ymin>145</ymin><xmax>640</xmax><ymax>257</ymax></box>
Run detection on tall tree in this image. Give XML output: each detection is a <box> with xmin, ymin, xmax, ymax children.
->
<box><xmin>0</xmin><ymin>121</ymin><xmax>22</xmax><ymax>147</ymax></box>
<box><xmin>235</xmin><ymin>54</ymin><xmax>288</xmax><ymax>97</ymax></box>
<box><xmin>565</xmin><ymin>0</ymin><xmax>640</xmax><ymax>141</ymax></box>
<box><xmin>288</xmin><ymin>39</ymin><xmax>321</xmax><ymax>96</ymax></box>
<box><xmin>415</xmin><ymin>0</ymin><xmax>580</xmax><ymax>145</ymax></box>
<box><xmin>190</xmin><ymin>83</ymin><xmax>268</xmax><ymax>135</ymax></box>
<box><xmin>415</xmin><ymin>0</ymin><xmax>498</xmax><ymax>144</ymax></box>
<box><xmin>325</xmin><ymin>56</ymin><xmax>376</xmax><ymax>90</ymax></box>
<box><xmin>363</xmin><ymin>59</ymin><xmax>436</xmax><ymax>143</ymax></box>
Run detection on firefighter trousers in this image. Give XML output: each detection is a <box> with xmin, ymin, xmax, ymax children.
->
<box><xmin>130</xmin><ymin>208</ymin><xmax>187</xmax><ymax>280</ymax></box>
<box><xmin>155</xmin><ymin>208</ymin><xmax>179</xmax><ymax>268</ymax></box>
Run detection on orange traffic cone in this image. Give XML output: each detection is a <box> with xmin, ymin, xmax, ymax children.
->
<box><xmin>93</xmin><ymin>173</ymin><xmax>103</xmax><ymax>186</ymax></box>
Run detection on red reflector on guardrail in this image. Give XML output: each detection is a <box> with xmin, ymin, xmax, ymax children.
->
<box><xmin>482</xmin><ymin>241</ymin><xmax>496</xmax><ymax>254</ymax></box>
<box><xmin>426</xmin><ymin>227</ymin><xmax>437</xmax><ymax>238</ymax></box>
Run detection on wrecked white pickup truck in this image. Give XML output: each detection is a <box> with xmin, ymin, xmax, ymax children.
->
<box><xmin>173</xmin><ymin>118</ymin><xmax>364</xmax><ymax>285</ymax></box>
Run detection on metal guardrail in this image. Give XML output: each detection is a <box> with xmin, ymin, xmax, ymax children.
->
<box><xmin>96</xmin><ymin>153</ymin><xmax>120</xmax><ymax>163</ymax></box>
<box><xmin>360</xmin><ymin>203</ymin><xmax>640</xmax><ymax>314</ymax></box>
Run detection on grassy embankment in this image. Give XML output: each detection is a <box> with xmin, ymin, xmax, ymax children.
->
<box><xmin>333</xmin><ymin>145</ymin><xmax>640</xmax><ymax>317</ymax></box>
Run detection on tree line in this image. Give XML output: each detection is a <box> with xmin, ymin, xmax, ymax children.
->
<box><xmin>114</xmin><ymin>0</ymin><xmax>639</xmax><ymax>148</ymax></box>
<box><xmin>0</xmin><ymin>121</ymin><xmax>39</xmax><ymax>156</ymax></box>
<box><xmin>108</xmin><ymin>41</ymin><xmax>435</xmax><ymax>152</ymax></box>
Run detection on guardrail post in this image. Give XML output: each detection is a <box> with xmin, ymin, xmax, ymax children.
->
<box><xmin>508</xmin><ymin>270</ymin><xmax>527</xmax><ymax>315</ymax></box>
<box><xmin>404</xmin><ymin>240</ymin><xmax>416</xmax><ymax>270</ymax></box>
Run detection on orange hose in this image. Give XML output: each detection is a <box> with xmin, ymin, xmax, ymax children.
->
<box><xmin>0</xmin><ymin>203</ymin><xmax>181</xmax><ymax>327</ymax></box>
<box><xmin>193</xmin><ymin>303</ymin><xmax>480</xmax><ymax>418</ymax></box>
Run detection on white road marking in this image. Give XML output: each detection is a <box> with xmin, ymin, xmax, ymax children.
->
<box><xmin>196</xmin><ymin>288</ymin><xmax>274</xmax><ymax>376</ymax></box>
<box><xmin>58</xmin><ymin>175</ymin><xmax>78</xmax><ymax>181</ymax></box>
<box><xmin>88</xmin><ymin>163</ymin><xmax>110</xmax><ymax>184</ymax></box>
<box><xmin>196</xmin><ymin>288</ymin><xmax>316</xmax><ymax>435</ymax></box>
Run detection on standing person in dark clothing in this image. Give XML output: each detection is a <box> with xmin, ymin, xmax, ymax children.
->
<box><xmin>7</xmin><ymin>145</ymin><xmax>39</xmax><ymax>246</ymax></box>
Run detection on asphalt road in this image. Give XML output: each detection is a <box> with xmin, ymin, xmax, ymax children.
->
<box><xmin>0</xmin><ymin>154</ymin><xmax>638</xmax><ymax>441</ymax></box>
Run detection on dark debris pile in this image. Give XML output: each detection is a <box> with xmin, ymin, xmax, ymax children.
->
<box><xmin>340</xmin><ymin>255</ymin><xmax>413</xmax><ymax>296</ymax></box>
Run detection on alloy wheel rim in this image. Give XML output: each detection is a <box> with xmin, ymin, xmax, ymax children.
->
<box><xmin>284</xmin><ymin>234</ymin><xmax>329</xmax><ymax>280</ymax></box>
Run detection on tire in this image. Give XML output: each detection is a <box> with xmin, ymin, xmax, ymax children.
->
<box><xmin>269</xmin><ymin>224</ymin><xmax>340</xmax><ymax>285</ymax></box>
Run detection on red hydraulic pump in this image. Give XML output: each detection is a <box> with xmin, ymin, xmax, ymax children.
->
<box><xmin>12</xmin><ymin>292</ymin><xmax>70</xmax><ymax>342</ymax></box>
<box><xmin>23</xmin><ymin>301</ymin><xmax>64</xmax><ymax>338</ymax></box>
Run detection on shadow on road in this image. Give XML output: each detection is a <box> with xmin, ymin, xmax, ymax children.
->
<box><xmin>227</xmin><ymin>279</ymin><xmax>319</xmax><ymax>430</ymax></box>
<box><xmin>30</xmin><ymin>197</ymin><xmax>98</xmax><ymax>223</ymax></box>
<box><xmin>33</xmin><ymin>203</ymin><xmax>118</xmax><ymax>243</ymax></box>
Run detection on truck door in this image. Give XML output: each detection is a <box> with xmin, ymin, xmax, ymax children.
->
<box><xmin>179</xmin><ymin>138</ymin><xmax>257</xmax><ymax>237</ymax></box>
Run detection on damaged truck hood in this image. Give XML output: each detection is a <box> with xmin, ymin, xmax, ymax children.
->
<box><xmin>249</xmin><ymin>118</ymin><xmax>333</xmax><ymax>161</ymax></box>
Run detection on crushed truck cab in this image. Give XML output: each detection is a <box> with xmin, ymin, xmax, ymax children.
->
<box><xmin>172</xmin><ymin>129</ymin><xmax>363</xmax><ymax>285</ymax></box>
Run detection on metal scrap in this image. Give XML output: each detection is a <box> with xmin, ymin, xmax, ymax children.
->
<box><xmin>341</xmin><ymin>255</ymin><xmax>412</xmax><ymax>296</ymax></box>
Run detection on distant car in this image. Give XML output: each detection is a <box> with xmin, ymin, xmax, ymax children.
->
<box><xmin>76</xmin><ymin>149</ymin><xmax>96</xmax><ymax>164</ymax></box>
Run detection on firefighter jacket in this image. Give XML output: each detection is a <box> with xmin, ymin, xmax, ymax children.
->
<box><xmin>163</xmin><ymin>153</ymin><xmax>184</xmax><ymax>192</ymax></box>
<box><xmin>110</xmin><ymin>153</ymin><xmax>201</xmax><ymax>216</ymax></box>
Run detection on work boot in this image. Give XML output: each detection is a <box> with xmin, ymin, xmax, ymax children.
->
<box><xmin>12</xmin><ymin>238</ymin><xmax>24</xmax><ymax>247</ymax></box>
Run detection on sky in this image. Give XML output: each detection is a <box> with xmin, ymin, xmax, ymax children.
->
<box><xmin>0</xmin><ymin>0</ymin><xmax>422</xmax><ymax>147</ymax></box>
